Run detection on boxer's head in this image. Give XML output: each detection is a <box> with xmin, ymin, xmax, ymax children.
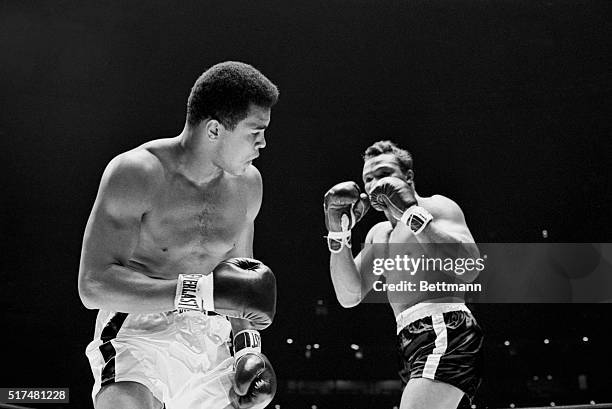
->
<box><xmin>362</xmin><ymin>140</ymin><xmax>414</xmax><ymax>194</ymax></box>
<box><xmin>210</xmin><ymin>103</ymin><xmax>271</xmax><ymax>175</ymax></box>
<box><xmin>186</xmin><ymin>62</ymin><xmax>279</xmax><ymax>175</ymax></box>
<box><xmin>187</xmin><ymin>61</ymin><xmax>279</xmax><ymax>130</ymax></box>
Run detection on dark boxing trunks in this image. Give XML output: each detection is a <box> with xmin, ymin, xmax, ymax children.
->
<box><xmin>397</xmin><ymin>305</ymin><xmax>483</xmax><ymax>401</ymax></box>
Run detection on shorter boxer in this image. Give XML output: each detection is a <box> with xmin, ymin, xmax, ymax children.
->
<box><xmin>324</xmin><ymin>140</ymin><xmax>483</xmax><ymax>409</ymax></box>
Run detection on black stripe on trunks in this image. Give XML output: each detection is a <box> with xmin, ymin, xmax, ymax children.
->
<box><xmin>99</xmin><ymin>312</ymin><xmax>128</xmax><ymax>387</ymax></box>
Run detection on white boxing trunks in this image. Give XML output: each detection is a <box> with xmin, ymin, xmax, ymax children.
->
<box><xmin>85</xmin><ymin>310</ymin><xmax>234</xmax><ymax>409</ymax></box>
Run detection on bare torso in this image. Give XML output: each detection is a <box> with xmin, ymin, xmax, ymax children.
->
<box><xmin>125</xmin><ymin>138</ymin><xmax>256</xmax><ymax>279</ymax></box>
<box><xmin>368</xmin><ymin>195</ymin><xmax>466</xmax><ymax>317</ymax></box>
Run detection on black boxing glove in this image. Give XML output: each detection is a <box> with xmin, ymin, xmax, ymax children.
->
<box><xmin>369</xmin><ymin>176</ymin><xmax>433</xmax><ymax>234</ymax></box>
<box><xmin>323</xmin><ymin>181</ymin><xmax>370</xmax><ymax>252</ymax></box>
<box><xmin>230</xmin><ymin>330</ymin><xmax>277</xmax><ymax>409</ymax></box>
<box><xmin>369</xmin><ymin>176</ymin><xmax>418</xmax><ymax>220</ymax></box>
<box><xmin>175</xmin><ymin>258</ymin><xmax>276</xmax><ymax>330</ymax></box>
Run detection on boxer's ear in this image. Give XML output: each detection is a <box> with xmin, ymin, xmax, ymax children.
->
<box><xmin>405</xmin><ymin>169</ymin><xmax>415</xmax><ymax>184</ymax></box>
<box><xmin>205</xmin><ymin>119</ymin><xmax>222</xmax><ymax>141</ymax></box>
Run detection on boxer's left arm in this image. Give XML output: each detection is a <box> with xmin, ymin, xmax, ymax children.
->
<box><xmin>226</xmin><ymin>222</ymin><xmax>276</xmax><ymax>409</ymax></box>
<box><xmin>403</xmin><ymin>196</ymin><xmax>475</xmax><ymax>243</ymax></box>
<box><xmin>394</xmin><ymin>196</ymin><xmax>480</xmax><ymax>282</ymax></box>
<box><xmin>226</xmin><ymin>165</ymin><xmax>265</xmax><ymax>334</ymax></box>
<box><xmin>225</xmin><ymin>166</ymin><xmax>276</xmax><ymax>409</ymax></box>
<box><xmin>370</xmin><ymin>177</ymin><xmax>479</xmax><ymax>282</ymax></box>
<box><xmin>226</xmin><ymin>223</ymin><xmax>259</xmax><ymax>334</ymax></box>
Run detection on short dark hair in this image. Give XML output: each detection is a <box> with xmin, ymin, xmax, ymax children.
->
<box><xmin>363</xmin><ymin>140</ymin><xmax>413</xmax><ymax>173</ymax></box>
<box><xmin>186</xmin><ymin>61</ymin><xmax>279</xmax><ymax>130</ymax></box>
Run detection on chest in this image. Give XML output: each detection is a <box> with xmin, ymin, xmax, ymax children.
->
<box><xmin>139</xmin><ymin>179</ymin><xmax>248</xmax><ymax>255</ymax></box>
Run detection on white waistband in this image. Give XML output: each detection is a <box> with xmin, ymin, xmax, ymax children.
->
<box><xmin>396</xmin><ymin>301</ymin><xmax>470</xmax><ymax>334</ymax></box>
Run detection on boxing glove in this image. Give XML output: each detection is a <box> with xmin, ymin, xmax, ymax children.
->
<box><xmin>369</xmin><ymin>176</ymin><xmax>432</xmax><ymax>234</ymax></box>
<box><xmin>175</xmin><ymin>258</ymin><xmax>276</xmax><ymax>330</ymax></box>
<box><xmin>230</xmin><ymin>330</ymin><xmax>276</xmax><ymax>409</ymax></box>
<box><xmin>323</xmin><ymin>181</ymin><xmax>370</xmax><ymax>252</ymax></box>
<box><xmin>369</xmin><ymin>176</ymin><xmax>417</xmax><ymax>220</ymax></box>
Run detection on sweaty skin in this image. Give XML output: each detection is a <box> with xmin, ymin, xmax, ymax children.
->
<box><xmin>362</xmin><ymin>196</ymin><xmax>474</xmax><ymax>316</ymax></box>
<box><xmin>116</xmin><ymin>140</ymin><xmax>257</xmax><ymax>280</ymax></box>
<box><xmin>328</xmin><ymin>151</ymin><xmax>481</xmax><ymax>409</ymax></box>
<box><xmin>79</xmin><ymin>105</ymin><xmax>270</xmax><ymax>317</ymax></box>
<box><xmin>330</xmin><ymin>153</ymin><xmax>480</xmax><ymax>316</ymax></box>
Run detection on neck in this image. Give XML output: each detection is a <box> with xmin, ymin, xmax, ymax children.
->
<box><xmin>176</xmin><ymin>123</ymin><xmax>223</xmax><ymax>185</ymax></box>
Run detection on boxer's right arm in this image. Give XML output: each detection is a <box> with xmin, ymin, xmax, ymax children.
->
<box><xmin>324</xmin><ymin>182</ymin><xmax>380</xmax><ymax>307</ymax></box>
<box><xmin>329</xmin><ymin>225</ymin><xmax>384</xmax><ymax>308</ymax></box>
<box><xmin>78</xmin><ymin>152</ymin><xmax>178</xmax><ymax>313</ymax></box>
<box><xmin>78</xmin><ymin>154</ymin><xmax>276</xmax><ymax>325</ymax></box>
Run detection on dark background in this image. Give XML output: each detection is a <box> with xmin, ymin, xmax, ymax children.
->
<box><xmin>1</xmin><ymin>1</ymin><xmax>611</xmax><ymax>408</ymax></box>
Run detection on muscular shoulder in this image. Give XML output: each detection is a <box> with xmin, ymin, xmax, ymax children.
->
<box><xmin>98</xmin><ymin>148</ymin><xmax>165</xmax><ymax>214</ymax></box>
<box><xmin>365</xmin><ymin>221</ymin><xmax>393</xmax><ymax>243</ymax></box>
<box><xmin>421</xmin><ymin>194</ymin><xmax>466</xmax><ymax>224</ymax></box>
<box><xmin>240</xmin><ymin>165</ymin><xmax>263</xmax><ymax>219</ymax></box>
<box><xmin>104</xmin><ymin>148</ymin><xmax>165</xmax><ymax>190</ymax></box>
<box><xmin>108</xmin><ymin>147</ymin><xmax>164</xmax><ymax>175</ymax></box>
<box><xmin>242</xmin><ymin>164</ymin><xmax>262</xmax><ymax>187</ymax></box>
